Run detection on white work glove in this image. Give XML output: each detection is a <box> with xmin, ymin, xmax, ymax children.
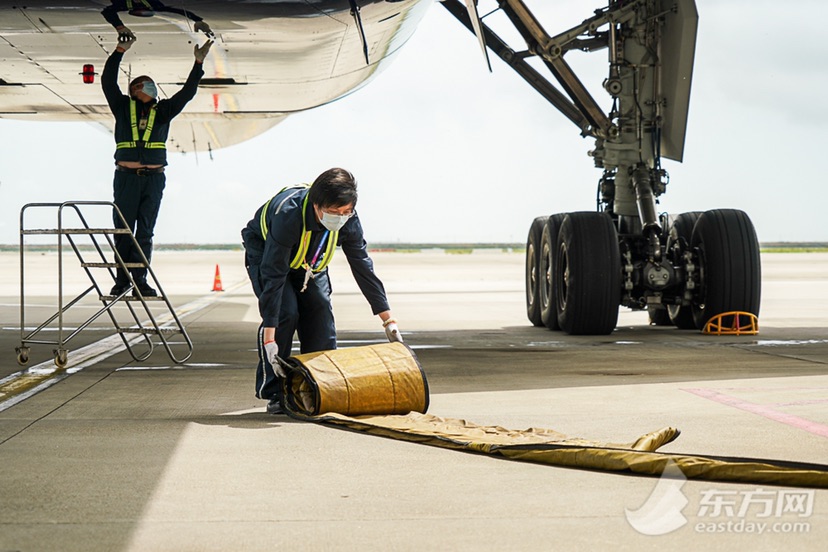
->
<box><xmin>194</xmin><ymin>39</ymin><xmax>213</xmax><ymax>63</ymax></box>
<box><xmin>194</xmin><ymin>20</ymin><xmax>215</xmax><ymax>38</ymax></box>
<box><xmin>118</xmin><ymin>35</ymin><xmax>136</xmax><ymax>52</ymax></box>
<box><xmin>383</xmin><ymin>320</ymin><xmax>403</xmax><ymax>343</ymax></box>
<box><xmin>116</xmin><ymin>25</ymin><xmax>136</xmax><ymax>42</ymax></box>
<box><xmin>264</xmin><ymin>341</ymin><xmax>287</xmax><ymax>378</ymax></box>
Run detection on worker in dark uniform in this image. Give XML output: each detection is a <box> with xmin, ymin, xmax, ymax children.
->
<box><xmin>102</xmin><ymin>0</ymin><xmax>214</xmax><ymax>41</ymax></box>
<box><xmin>242</xmin><ymin>168</ymin><xmax>403</xmax><ymax>415</ymax></box>
<box><xmin>102</xmin><ymin>34</ymin><xmax>213</xmax><ymax>296</ymax></box>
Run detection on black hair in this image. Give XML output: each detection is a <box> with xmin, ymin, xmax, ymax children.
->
<box><xmin>308</xmin><ymin>168</ymin><xmax>358</xmax><ymax>209</ymax></box>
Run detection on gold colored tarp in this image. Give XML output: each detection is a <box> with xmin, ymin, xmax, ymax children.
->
<box><xmin>283</xmin><ymin>342</ymin><xmax>428</xmax><ymax>417</ymax></box>
<box><xmin>282</xmin><ymin>343</ymin><xmax>828</xmax><ymax>489</ymax></box>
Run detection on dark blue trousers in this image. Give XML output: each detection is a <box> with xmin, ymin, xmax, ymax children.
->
<box><xmin>112</xmin><ymin>170</ymin><xmax>165</xmax><ymax>285</ymax></box>
<box><xmin>247</xmin><ymin>262</ymin><xmax>337</xmax><ymax>401</ymax></box>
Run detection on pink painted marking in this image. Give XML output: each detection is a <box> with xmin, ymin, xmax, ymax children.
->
<box><xmin>773</xmin><ymin>399</ymin><xmax>828</xmax><ymax>407</ymax></box>
<box><xmin>683</xmin><ymin>388</ymin><xmax>828</xmax><ymax>439</ymax></box>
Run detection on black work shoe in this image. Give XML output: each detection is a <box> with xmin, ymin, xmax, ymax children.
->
<box><xmin>110</xmin><ymin>283</ymin><xmax>131</xmax><ymax>296</ymax></box>
<box><xmin>266</xmin><ymin>398</ymin><xmax>284</xmax><ymax>415</ymax></box>
<box><xmin>133</xmin><ymin>284</ymin><xmax>157</xmax><ymax>297</ymax></box>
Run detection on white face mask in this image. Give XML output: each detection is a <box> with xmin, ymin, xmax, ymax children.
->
<box><xmin>140</xmin><ymin>81</ymin><xmax>158</xmax><ymax>99</ymax></box>
<box><xmin>319</xmin><ymin>211</ymin><xmax>351</xmax><ymax>232</ymax></box>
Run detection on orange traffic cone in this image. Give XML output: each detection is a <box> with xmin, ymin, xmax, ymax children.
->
<box><xmin>212</xmin><ymin>264</ymin><xmax>224</xmax><ymax>292</ymax></box>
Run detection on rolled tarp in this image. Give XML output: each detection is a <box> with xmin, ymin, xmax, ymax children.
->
<box><xmin>282</xmin><ymin>342</ymin><xmax>429</xmax><ymax>417</ymax></box>
<box><xmin>281</xmin><ymin>342</ymin><xmax>828</xmax><ymax>488</ymax></box>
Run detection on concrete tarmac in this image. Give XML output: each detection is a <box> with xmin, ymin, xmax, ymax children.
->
<box><xmin>1</xmin><ymin>249</ymin><xmax>827</xmax><ymax>551</ymax></box>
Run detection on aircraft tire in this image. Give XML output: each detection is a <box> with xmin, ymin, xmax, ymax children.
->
<box><xmin>525</xmin><ymin>216</ymin><xmax>547</xmax><ymax>326</ymax></box>
<box><xmin>648</xmin><ymin>306</ymin><xmax>671</xmax><ymax>326</ymax></box>
<box><xmin>539</xmin><ymin>214</ymin><xmax>566</xmax><ymax>330</ymax></box>
<box><xmin>690</xmin><ymin>209</ymin><xmax>761</xmax><ymax>329</ymax></box>
<box><xmin>667</xmin><ymin>211</ymin><xmax>702</xmax><ymax>329</ymax></box>
<box><xmin>555</xmin><ymin>212</ymin><xmax>621</xmax><ymax>335</ymax></box>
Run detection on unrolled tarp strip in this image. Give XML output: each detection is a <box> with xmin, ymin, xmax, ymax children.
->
<box><xmin>281</xmin><ymin>343</ymin><xmax>828</xmax><ymax>489</ymax></box>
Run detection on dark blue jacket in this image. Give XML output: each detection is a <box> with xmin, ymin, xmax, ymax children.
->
<box><xmin>242</xmin><ymin>187</ymin><xmax>390</xmax><ymax>328</ymax></box>
<box><xmin>102</xmin><ymin>50</ymin><xmax>203</xmax><ymax>166</ymax></box>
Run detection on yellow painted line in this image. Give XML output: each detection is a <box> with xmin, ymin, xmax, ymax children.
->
<box><xmin>0</xmin><ymin>334</ymin><xmax>133</xmax><ymax>412</ymax></box>
<box><xmin>0</xmin><ymin>366</ymin><xmax>67</xmax><ymax>399</ymax></box>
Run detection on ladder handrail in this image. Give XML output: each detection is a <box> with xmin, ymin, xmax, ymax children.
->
<box><xmin>18</xmin><ymin>201</ymin><xmax>193</xmax><ymax>367</ymax></box>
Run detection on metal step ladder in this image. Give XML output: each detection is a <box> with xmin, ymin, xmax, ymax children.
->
<box><xmin>16</xmin><ymin>201</ymin><xmax>193</xmax><ymax>368</ymax></box>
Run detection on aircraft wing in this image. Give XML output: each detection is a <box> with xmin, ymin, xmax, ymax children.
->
<box><xmin>0</xmin><ymin>0</ymin><xmax>433</xmax><ymax>153</ymax></box>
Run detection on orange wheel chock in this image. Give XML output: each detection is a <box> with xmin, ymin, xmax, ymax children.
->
<box><xmin>702</xmin><ymin>311</ymin><xmax>759</xmax><ymax>336</ymax></box>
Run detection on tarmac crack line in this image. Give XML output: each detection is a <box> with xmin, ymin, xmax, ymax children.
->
<box><xmin>0</xmin><ymin>368</ymin><xmax>117</xmax><ymax>447</ymax></box>
<box><xmin>732</xmin><ymin>343</ymin><xmax>828</xmax><ymax>366</ymax></box>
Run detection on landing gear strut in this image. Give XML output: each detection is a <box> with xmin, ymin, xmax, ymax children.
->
<box><xmin>444</xmin><ymin>0</ymin><xmax>761</xmax><ymax>334</ymax></box>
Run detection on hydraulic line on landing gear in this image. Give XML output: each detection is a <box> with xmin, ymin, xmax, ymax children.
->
<box><xmin>631</xmin><ymin>164</ymin><xmax>663</xmax><ymax>262</ymax></box>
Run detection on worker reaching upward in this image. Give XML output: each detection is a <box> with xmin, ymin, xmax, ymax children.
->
<box><xmin>101</xmin><ymin>33</ymin><xmax>212</xmax><ymax>297</ymax></box>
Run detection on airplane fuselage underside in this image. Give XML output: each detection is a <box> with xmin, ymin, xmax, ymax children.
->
<box><xmin>2</xmin><ymin>0</ymin><xmax>764</xmax><ymax>336</ymax></box>
<box><xmin>0</xmin><ymin>0</ymin><xmax>432</xmax><ymax>152</ymax></box>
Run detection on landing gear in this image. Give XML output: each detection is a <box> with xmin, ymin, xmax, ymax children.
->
<box><xmin>539</xmin><ymin>214</ymin><xmax>565</xmax><ymax>330</ymax></box>
<box><xmin>555</xmin><ymin>212</ymin><xmax>620</xmax><ymax>335</ymax></box>
<box><xmin>523</xmin><ymin>207</ymin><xmax>761</xmax><ymax>335</ymax></box>
<box><xmin>525</xmin><ymin>216</ymin><xmax>547</xmax><ymax>327</ymax></box>
<box><xmin>667</xmin><ymin>212</ymin><xmax>702</xmax><ymax>329</ymax></box>
<box><xmin>690</xmin><ymin>209</ymin><xmax>761</xmax><ymax>329</ymax></box>
<box><xmin>647</xmin><ymin>307</ymin><xmax>671</xmax><ymax>326</ymax></box>
<box><xmin>445</xmin><ymin>0</ymin><xmax>761</xmax><ymax>335</ymax></box>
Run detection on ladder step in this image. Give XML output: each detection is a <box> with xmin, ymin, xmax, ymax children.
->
<box><xmin>118</xmin><ymin>327</ymin><xmax>181</xmax><ymax>336</ymax></box>
<box><xmin>81</xmin><ymin>262</ymin><xmax>146</xmax><ymax>268</ymax></box>
<box><xmin>21</xmin><ymin>228</ymin><xmax>131</xmax><ymax>235</ymax></box>
<box><xmin>101</xmin><ymin>295</ymin><xmax>165</xmax><ymax>301</ymax></box>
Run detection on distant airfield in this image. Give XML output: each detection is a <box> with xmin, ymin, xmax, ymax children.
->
<box><xmin>2</xmin><ymin>242</ymin><xmax>827</xmax><ymax>253</ymax></box>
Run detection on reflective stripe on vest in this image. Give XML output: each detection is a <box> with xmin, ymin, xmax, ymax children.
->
<box><xmin>260</xmin><ymin>185</ymin><xmax>306</xmax><ymax>241</ymax></box>
<box><xmin>259</xmin><ymin>185</ymin><xmax>338</xmax><ymax>273</ymax></box>
<box><xmin>116</xmin><ymin>100</ymin><xmax>166</xmax><ymax>150</ymax></box>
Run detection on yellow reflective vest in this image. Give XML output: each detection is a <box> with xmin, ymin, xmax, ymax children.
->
<box><xmin>260</xmin><ymin>186</ymin><xmax>338</xmax><ymax>273</ymax></box>
<box><xmin>115</xmin><ymin>100</ymin><xmax>166</xmax><ymax>151</ymax></box>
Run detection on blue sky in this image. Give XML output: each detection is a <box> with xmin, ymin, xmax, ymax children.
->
<box><xmin>1</xmin><ymin>1</ymin><xmax>827</xmax><ymax>244</ymax></box>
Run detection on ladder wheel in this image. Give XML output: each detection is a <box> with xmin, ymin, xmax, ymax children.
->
<box><xmin>16</xmin><ymin>348</ymin><xmax>30</xmax><ymax>366</ymax></box>
<box><xmin>54</xmin><ymin>349</ymin><xmax>68</xmax><ymax>369</ymax></box>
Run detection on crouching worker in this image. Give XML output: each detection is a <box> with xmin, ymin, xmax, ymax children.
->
<box><xmin>241</xmin><ymin>168</ymin><xmax>402</xmax><ymax>415</ymax></box>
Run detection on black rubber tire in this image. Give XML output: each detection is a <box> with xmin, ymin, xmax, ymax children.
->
<box><xmin>690</xmin><ymin>209</ymin><xmax>761</xmax><ymax>329</ymax></box>
<box><xmin>648</xmin><ymin>306</ymin><xmax>672</xmax><ymax>326</ymax></box>
<box><xmin>54</xmin><ymin>349</ymin><xmax>68</xmax><ymax>369</ymax></box>
<box><xmin>525</xmin><ymin>216</ymin><xmax>547</xmax><ymax>326</ymax></box>
<box><xmin>539</xmin><ymin>214</ymin><xmax>566</xmax><ymax>330</ymax></box>
<box><xmin>667</xmin><ymin>211</ymin><xmax>702</xmax><ymax>329</ymax></box>
<box><xmin>555</xmin><ymin>212</ymin><xmax>621</xmax><ymax>335</ymax></box>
